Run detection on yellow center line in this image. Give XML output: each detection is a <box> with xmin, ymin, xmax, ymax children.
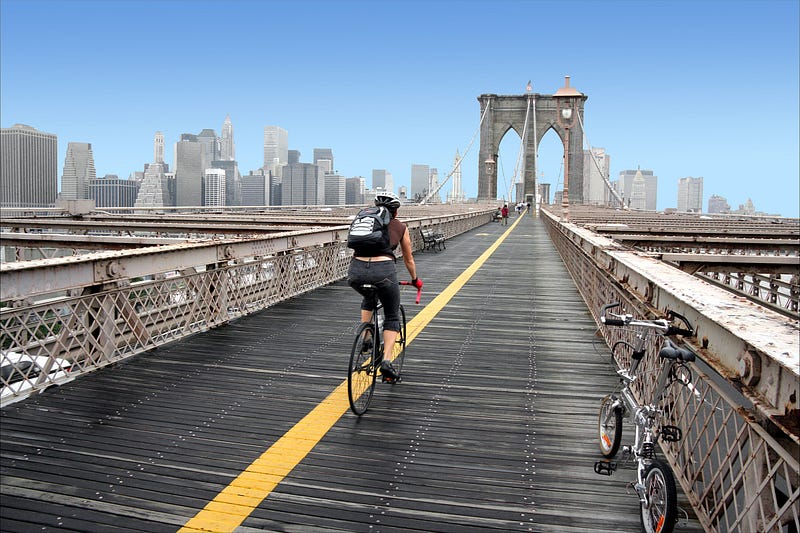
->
<box><xmin>179</xmin><ymin>218</ymin><xmax>521</xmax><ymax>532</ymax></box>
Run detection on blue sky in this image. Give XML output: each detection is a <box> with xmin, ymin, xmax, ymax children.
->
<box><xmin>2</xmin><ymin>0</ymin><xmax>798</xmax><ymax>216</ymax></box>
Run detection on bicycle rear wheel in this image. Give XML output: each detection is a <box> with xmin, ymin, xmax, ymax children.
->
<box><xmin>348</xmin><ymin>322</ymin><xmax>377</xmax><ymax>415</ymax></box>
<box><xmin>640</xmin><ymin>459</ymin><xmax>678</xmax><ymax>533</ymax></box>
<box><xmin>598</xmin><ymin>394</ymin><xmax>623</xmax><ymax>458</ymax></box>
<box><xmin>390</xmin><ymin>304</ymin><xmax>407</xmax><ymax>381</ymax></box>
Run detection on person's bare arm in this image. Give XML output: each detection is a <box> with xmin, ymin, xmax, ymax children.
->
<box><xmin>400</xmin><ymin>227</ymin><xmax>417</xmax><ymax>280</ymax></box>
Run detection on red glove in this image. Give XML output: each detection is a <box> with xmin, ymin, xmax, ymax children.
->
<box><xmin>412</xmin><ymin>278</ymin><xmax>423</xmax><ymax>289</ymax></box>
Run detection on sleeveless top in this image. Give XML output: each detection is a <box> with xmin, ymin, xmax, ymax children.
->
<box><xmin>373</xmin><ymin>218</ymin><xmax>406</xmax><ymax>260</ymax></box>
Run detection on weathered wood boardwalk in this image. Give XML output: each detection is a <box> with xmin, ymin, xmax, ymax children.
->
<box><xmin>0</xmin><ymin>214</ymin><xmax>703</xmax><ymax>532</ymax></box>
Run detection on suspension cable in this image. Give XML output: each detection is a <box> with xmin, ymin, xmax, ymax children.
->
<box><xmin>420</xmin><ymin>101</ymin><xmax>490</xmax><ymax>205</ymax></box>
<box><xmin>575</xmin><ymin>109</ymin><xmax>625</xmax><ymax>207</ymax></box>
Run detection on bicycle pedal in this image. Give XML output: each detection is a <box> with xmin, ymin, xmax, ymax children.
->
<box><xmin>594</xmin><ymin>460</ymin><xmax>616</xmax><ymax>476</ymax></box>
<box><xmin>661</xmin><ymin>425</ymin><xmax>683</xmax><ymax>442</ymax></box>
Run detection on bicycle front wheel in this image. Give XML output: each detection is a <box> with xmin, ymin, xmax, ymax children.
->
<box><xmin>640</xmin><ymin>459</ymin><xmax>678</xmax><ymax>533</ymax></box>
<box><xmin>598</xmin><ymin>394</ymin><xmax>622</xmax><ymax>458</ymax></box>
<box><xmin>348</xmin><ymin>322</ymin><xmax>377</xmax><ymax>415</ymax></box>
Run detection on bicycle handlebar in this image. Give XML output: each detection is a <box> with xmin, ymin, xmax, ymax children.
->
<box><xmin>400</xmin><ymin>281</ymin><xmax>423</xmax><ymax>304</ymax></box>
<box><xmin>599</xmin><ymin>302</ymin><xmax>695</xmax><ymax>337</ymax></box>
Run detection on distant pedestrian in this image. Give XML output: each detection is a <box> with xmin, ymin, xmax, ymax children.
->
<box><xmin>501</xmin><ymin>204</ymin><xmax>509</xmax><ymax>226</ymax></box>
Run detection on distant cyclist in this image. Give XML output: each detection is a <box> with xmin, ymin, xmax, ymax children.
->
<box><xmin>348</xmin><ymin>192</ymin><xmax>422</xmax><ymax>382</ymax></box>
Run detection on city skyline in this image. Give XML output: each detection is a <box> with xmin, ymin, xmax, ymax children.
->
<box><xmin>1</xmin><ymin>0</ymin><xmax>798</xmax><ymax>216</ymax></box>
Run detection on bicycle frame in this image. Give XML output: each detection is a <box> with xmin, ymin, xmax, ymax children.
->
<box><xmin>595</xmin><ymin>303</ymin><xmax>696</xmax><ymax>532</ymax></box>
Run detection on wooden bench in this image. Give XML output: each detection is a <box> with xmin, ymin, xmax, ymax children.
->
<box><xmin>420</xmin><ymin>228</ymin><xmax>446</xmax><ymax>252</ymax></box>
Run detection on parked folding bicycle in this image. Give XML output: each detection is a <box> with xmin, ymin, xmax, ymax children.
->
<box><xmin>594</xmin><ymin>302</ymin><xmax>696</xmax><ymax>533</ymax></box>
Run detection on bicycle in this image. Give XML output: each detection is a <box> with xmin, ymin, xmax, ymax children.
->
<box><xmin>347</xmin><ymin>281</ymin><xmax>422</xmax><ymax>416</ymax></box>
<box><xmin>594</xmin><ymin>302</ymin><xmax>696</xmax><ymax>533</ymax></box>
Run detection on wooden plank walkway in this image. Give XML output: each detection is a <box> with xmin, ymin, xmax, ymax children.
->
<box><xmin>0</xmin><ymin>213</ymin><xmax>703</xmax><ymax>532</ymax></box>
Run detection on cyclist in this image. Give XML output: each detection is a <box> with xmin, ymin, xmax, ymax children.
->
<box><xmin>348</xmin><ymin>191</ymin><xmax>422</xmax><ymax>382</ymax></box>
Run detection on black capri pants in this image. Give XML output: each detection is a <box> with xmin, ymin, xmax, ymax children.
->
<box><xmin>347</xmin><ymin>258</ymin><xmax>401</xmax><ymax>332</ymax></box>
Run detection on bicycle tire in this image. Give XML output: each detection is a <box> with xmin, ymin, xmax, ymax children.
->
<box><xmin>391</xmin><ymin>304</ymin><xmax>407</xmax><ymax>381</ymax></box>
<box><xmin>598</xmin><ymin>395</ymin><xmax>623</xmax><ymax>458</ymax></box>
<box><xmin>348</xmin><ymin>322</ymin><xmax>377</xmax><ymax>415</ymax></box>
<box><xmin>640</xmin><ymin>459</ymin><xmax>678</xmax><ymax>533</ymax></box>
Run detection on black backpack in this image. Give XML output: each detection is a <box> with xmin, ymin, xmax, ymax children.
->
<box><xmin>347</xmin><ymin>206</ymin><xmax>392</xmax><ymax>255</ymax></box>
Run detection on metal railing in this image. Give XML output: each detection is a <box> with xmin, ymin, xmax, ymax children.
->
<box><xmin>1</xmin><ymin>209</ymin><xmax>493</xmax><ymax>406</ymax></box>
<box><xmin>541</xmin><ymin>208</ymin><xmax>799</xmax><ymax>532</ymax></box>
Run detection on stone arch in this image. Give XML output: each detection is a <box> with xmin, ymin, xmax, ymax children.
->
<box><xmin>477</xmin><ymin>77</ymin><xmax>588</xmax><ymax>206</ymax></box>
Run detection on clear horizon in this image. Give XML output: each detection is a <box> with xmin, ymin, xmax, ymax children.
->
<box><xmin>2</xmin><ymin>0</ymin><xmax>798</xmax><ymax>217</ymax></box>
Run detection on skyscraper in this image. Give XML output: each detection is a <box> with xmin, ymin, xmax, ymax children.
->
<box><xmin>630</xmin><ymin>169</ymin><xmax>647</xmax><ymax>210</ymax></box>
<box><xmin>1</xmin><ymin>124</ymin><xmax>58</xmax><ymax>207</ymax></box>
<box><xmin>324</xmin><ymin>173</ymin><xmax>345</xmax><ymax>205</ymax></box>
<box><xmin>708</xmin><ymin>194</ymin><xmax>731</xmax><ymax>214</ymax></box>
<box><xmin>616</xmin><ymin>168</ymin><xmax>657</xmax><ymax>211</ymax></box>
<box><xmin>134</xmin><ymin>132</ymin><xmax>172</xmax><ymax>209</ymax></box>
<box><xmin>196</xmin><ymin>129</ymin><xmax>219</xmax><ymax>167</ymax></box>
<box><xmin>583</xmin><ymin>147</ymin><xmax>611</xmax><ymax>206</ymax></box>
<box><xmin>204</xmin><ymin>169</ymin><xmax>226</xmax><ymax>206</ymax></box>
<box><xmin>427</xmin><ymin>168</ymin><xmax>442</xmax><ymax>203</ymax></box>
<box><xmin>313</xmin><ymin>148</ymin><xmax>334</xmax><ymax>174</ymax></box>
<box><xmin>61</xmin><ymin>142</ymin><xmax>96</xmax><ymax>200</ymax></box>
<box><xmin>241</xmin><ymin>169</ymin><xmax>269</xmax><ymax>206</ymax></box>
<box><xmin>677</xmin><ymin>176</ymin><xmax>703</xmax><ymax>213</ymax></box>
<box><xmin>346</xmin><ymin>177</ymin><xmax>366</xmax><ymax>205</ymax></box>
<box><xmin>281</xmin><ymin>162</ymin><xmax>323</xmax><ymax>205</ymax></box>
<box><xmin>410</xmin><ymin>164</ymin><xmax>429</xmax><ymax>201</ymax></box>
<box><xmin>447</xmin><ymin>149</ymin><xmax>466</xmax><ymax>203</ymax></box>
<box><xmin>220</xmin><ymin>115</ymin><xmax>235</xmax><ymax>161</ymax></box>
<box><xmin>174</xmin><ymin>134</ymin><xmax>205</xmax><ymax>206</ymax></box>
<box><xmin>372</xmin><ymin>169</ymin><xmax>387</xmax><ymax>190</ymax></box>
<box><xmin>211</xmin><ymin>160</ymin><xmax>242</xmax><ymax>206</ymax></box>
<box><xmin>263</xmin><ymin>126</ymin><xmax>288</xmax><ymax>176</ymax></box>
<box><xmin>89</xmin><ymin>175</ymin><xmax>139</xmax><ymax>208</ymax></box>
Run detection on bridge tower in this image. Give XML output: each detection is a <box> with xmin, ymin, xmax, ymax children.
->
<box><xmin>478</xmin><ymin>77</ymin><xmax>588</xmax><ymax>207</ymax></box>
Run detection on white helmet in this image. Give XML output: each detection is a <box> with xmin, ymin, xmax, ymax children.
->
<box><xmin>375</xmin><ymin>191</ymin><xmax>401</xmax><ymax>209</ymax></box>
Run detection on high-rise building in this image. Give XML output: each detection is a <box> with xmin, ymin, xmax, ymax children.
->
<box><xmin>616</xmin><ymin>168</ymin><xmax>657</xmax><ymax>211</ymax></box>
<box><xmin>196</xmin><ymin>129</ymin><xmax>219</xmax><ymax>167</ymax></box>
<box><xmin>288</xmin><ymin>150</ymin><xmax>301</xmax><ymax>165</ymax></box>
<box><xmin>447</xmin><ymin>149</ymin><xmax>466</xmax><ymax>203</ymax></box>
<box><xmin>346</xmin><ymin>177</ymin><xmax>366</xmax><ymax>205</ymax></box>
<box><xmin>263</xmin><ymin>126</ymin><xmax>288</xmax><ymax>176</ymax></box>
<box><xmin>154</xmin><ymin>131</ymin><xmax>165</xmax><ymax>164</ymax></box>
<box><xmin>281</xmin><ymin>163</ymin><xmax>323</xmax><ymax>205</ymax></box>
<box><xmin>314</xmin><ymin>148</ymin><xmax>334</xmax><ymax>175</ymax></box>
<box><xmin>324</xmin><ymin>173</ymin><xmax>345</xmax><ymax>205</ymax></box>
<box><xmin>708</xmin><ymin>194</ymin><xmax>731</xmax><ymax>214</ymax></box>
<box><xmin>372</xmin><ymin>169</ymin><xmax>387</xmax><ymax>190</ymax></box>
<box><xmin>630</xmin><ymin>169</ymin><xmax>647</xmax><ymax>210</ymax></box>
<box><xmin>677</xmin><ymin>176</ymin><xmax>703</xmax><ymax>213</ymax></box>
<box><xmin>427</xmin><ymin>168</ymin><xmax>442</xmax><ymax>203</ymax></box>
<box><xmin>61</xmin><ymin>142</ymin><xmax>96</xmax><ymax>200</ymax></box>
<box><xmin>583</xmin><ymin>147</ymin><xmax>610</xmax><ymax>206</ymax></box>
<box><xmin>0</xmin><ymin>124</ymin><xmax>58</xmax><ymax>207</ymax></box>
<box><xmin>174</xmin><ymin>134</ymin><xmax>205</xmax><ymax>206</ymax></box>
<box><xmin>204</xmin><ymin>168</ymin><xmax>226</xmax><ymax>206</ymax></box>
<box><xmin>89</xmin><ymin>174</ymin><xmax>139</xmax><ymax>208</ymax></box>
<box><xmin>134</xmin><ymin>133</ymin><xmax>172</xmax><ymax>209</ymax></box>
<box><xmin>220</xmin><ymin>115</ymin><xmax>235</xmax><ymax>161</ymax></box>
<box><xmin>410</xmin><ymin>164</ymin><xmax>429</xmax><ymax>201</ymax></box>
<box><xmin>211</xmin><ymin>160</ymin><xmax>242</xmax><ymax>206</ymax></box>
<box><xmin>241</xmin><ymin>169</ymin><xmax>269</xmax><ymax>206</ymax></box>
